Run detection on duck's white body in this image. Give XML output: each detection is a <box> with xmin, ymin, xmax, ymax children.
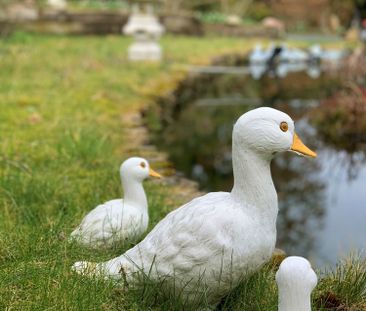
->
<box><xmin>249</xmin><ymin>44</ymin><xmax>272</xmax><ymax>64</ymax></box>
<box><xmin>73</xmin><ymin>108</ymin><xmax>316</xmax><ymax>308</ymax></box>
<box><xmin>70</xmin><ymin>199</ymin><xmax>148</xmax><ymax>247</ymax></box>
<box><xmin>280</xmin><ymin>45</ymin><xmax>308</xmax><ymax>63</ymax></box>
<box><xmin>309</xmin><ymin>45</ymin><xmax>346</xmax><ymax>63</ymax></box>
<box><xmin>85</xmin><ymin>189</ymin><xmax>277</xmax><ymax>304</ymax></box>
<box><xmin>70</xmin><ymin>157</ymin><xmax>160</xmax><ymax>248</ymax></box>
<box><xmin>276</xmin><ymin>256</ymin><xmax>318</xmax><ymax>311</ymax></box>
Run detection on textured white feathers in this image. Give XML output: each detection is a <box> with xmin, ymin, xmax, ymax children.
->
<box><xmin>74</xmin><ymin>191</ymin><xmax>276</xmax><ymax>307</ymax></box>
<box><xmin>70</xmin><ymin>199</ymin><xmax>148</xmax><ymax>247</ymax></box>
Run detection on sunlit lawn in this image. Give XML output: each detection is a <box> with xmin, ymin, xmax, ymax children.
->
<box><xmin>0</xmin><ymin>32</ymin><xmax>365</xmax><ymax>310</ymax></box>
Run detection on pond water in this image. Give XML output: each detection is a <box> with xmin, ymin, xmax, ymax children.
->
<box><xmin>146</xmin><ymin>63</ymin><xmax>366</xmax><ymax>266</ymax></box>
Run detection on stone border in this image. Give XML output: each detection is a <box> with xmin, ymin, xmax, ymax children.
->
<box><xmin>3</xmin><ymin>8</ymin><xmax>279</xmax><ymax>37</ymax></box>
<box><xmin>121</xmin><ymin>110</ymin><xmax>204</xmax><ymax>206</ymax></box>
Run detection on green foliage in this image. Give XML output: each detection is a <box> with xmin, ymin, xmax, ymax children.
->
<box><xmin>219</xmin><ymin>0</ymin><xmax>253</xmax><ymax>16</ymax></box>
<box><xmin>198</xmin><ymin>11</ymin><xmax>227</xmax><ymax>24</ymax></box>
<box><xmin>315</xmin><ymin>257</ymin><xmax>366</xmax><ymax>310</ymax></box>
<box><xmin>246</xmin><ymin>2</ymin><xmax>272</xmax><ymax>21</ymax></box>
<box><xmin>221</xmin><ymin>264</ymin><xmax>278</xmax><ymax>311</ymax></box>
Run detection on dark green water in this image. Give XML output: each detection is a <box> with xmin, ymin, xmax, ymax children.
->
<box><xmin>146</xmin><ymin>68</ymin><xmax>366</xmax><ymax>266</ymax></box>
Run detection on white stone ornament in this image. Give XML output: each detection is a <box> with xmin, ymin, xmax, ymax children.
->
<box><xmin>123</xmin><ymin>4</ymin><xmax>164</xmax><ymax>61</ymax></box>
<box><xmin>276</xmin><ymin>256</ymin><xmax>318</xmax><ymax>311</ymax></box>
<box><xmin>72</xmin><ymin>108</ymin><xmax>316</xmax><ymax>309</ymax></box>
<box><xmin>70</xmin><ymin>157</ymin><xmax>161</xmax><ymax>248</ymax></box>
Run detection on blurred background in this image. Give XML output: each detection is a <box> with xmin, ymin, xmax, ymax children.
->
<box><xmin>1</xmin><ymin>0</ymin><xmax>366</xmax><ymax>268</ymax></box>
<box><xmin>1</xmin><ymin>0</ymin><xmax>366</xmax><ymax>36</ymax></box>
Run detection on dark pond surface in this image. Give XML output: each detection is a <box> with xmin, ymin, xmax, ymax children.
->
<box><xmin>146</xmin><ymin>64</ymin><xmax>366</xmax><ymax>266</ymax></box>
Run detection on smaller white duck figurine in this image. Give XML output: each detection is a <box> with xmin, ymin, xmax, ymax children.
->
<box><xmin>276</xmin><ymin>256</ymin><xmax>318</xmax><ymax>311</ymax></box>
<box><xmin>70</xmin><ymin>157</ymin><xmax>162</xmax><ymax>248</ymax></box>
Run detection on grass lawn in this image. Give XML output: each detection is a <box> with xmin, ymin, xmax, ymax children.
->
<box><xmin>0</xmin><ymin>32</ymin><xmax>365</xmax><ymax>310</ymax></box>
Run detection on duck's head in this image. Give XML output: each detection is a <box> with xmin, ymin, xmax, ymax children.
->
<box><xmin>276</xmin><ymin>256</ymin><xmax>318</xmax><ymax>293</ymax></box>
<box><xmin>233</xmin><ymin>107</ymin><xmax>316</xmax><ymax>159</ymax></box>
<box><xmin>120</xmin><ymin>157</ymin><xmax>162</xmax><ymax>182</ymax></box>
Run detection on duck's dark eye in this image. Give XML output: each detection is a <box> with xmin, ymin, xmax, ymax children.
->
<box><xmin>280</xmin><ymin>122</ymin><xmax>288</xmax><ymax>132</ymax></box>
<box><xmin>140</xmin><ymin>162</ymin><xmax>146</xmax><ymax>168</ymax></box>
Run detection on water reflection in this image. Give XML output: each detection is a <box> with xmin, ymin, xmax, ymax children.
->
<box><xmin>311</xmin><ymin>82</ymin><xmax>366</xmax><ymax>180</ymax></box>
<box><xmin>274</xmin><ymin>149</ymin><xmax>325</xmax><ymax>258</ymax></box>
<box><xmin>146</xmin><ymin>69</ymin><xmax>366</xmax><ymax>265</ymax></box>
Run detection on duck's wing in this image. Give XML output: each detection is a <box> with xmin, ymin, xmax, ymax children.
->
<box><xmin>70</xmin><ymin>199</ymin><xmax>125</xmax><ymax>245</ymax></box>
<box><xmin>122</xmin><ymin>192</ymin><xmax>239</xmax><ymax>276</ymax></box>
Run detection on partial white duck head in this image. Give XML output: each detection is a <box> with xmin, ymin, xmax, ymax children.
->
<box><xmin>276</xmin><ymin>256</ymin><xmax>318</xmax><ymax>311</ymax></box>
<box><xmin>120</xmin><ymin>157</ymin><xmax>162</xmax><ymax>182</ymax></box>
<box><xmin>233</xmin><ymin>107</ymin><xmax>316</xmax><ymax>159</ymax></box>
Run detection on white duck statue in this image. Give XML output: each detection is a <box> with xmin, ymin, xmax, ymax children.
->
<box><xmin>279</xmin><ymin>44</ymin><xmax>308</xmax><ymax>64</ymax></box>
<box><xmin>70</xmin><ymin>157</ymin><xmax>162</xmax><ymax>248</ymax></box>
<box><xmin>72</xmin><ymin>108</ymin><xmax>317</xmax><ymax>309</ymax></box>
<box><xmin>276</xmin><ymin>256</ymin><xmax>318</xmax><ymax>311</ymax></box>
<box><xmin>249</xmin><ymin>43</ymin><xmax>271</xmax><ymax>64</ymax></box>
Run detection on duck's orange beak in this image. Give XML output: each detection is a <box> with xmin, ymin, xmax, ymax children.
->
<box><xmin>149</xmin><ymin>168</ymin><xmax>162</xmax><ymax>178</ymax></box>
<box><xmin>291</xmin><ymin>133</ymin><xmax>317</xmax><ymax>158</ymax></box>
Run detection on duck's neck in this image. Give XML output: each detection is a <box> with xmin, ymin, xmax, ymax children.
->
<box><xmin>230</xmin><ymin>145</ymin><xmax>278</xmax><ymax>225</ymax></box>
<box><xmin>121</xmin><ymin>177</ymin><xmax>148</xmax><ymax>212</ymax></box>
<box><xmin>278</xmin><ymin>288</ymin><xmax>312</xmax><ymax>311</ymax></box>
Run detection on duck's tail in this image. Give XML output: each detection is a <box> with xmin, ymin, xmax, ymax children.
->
<box><xmin>72</xmin><ymin>261</ymin><xmax>101</xmax><ymax>276</ymax></box>
<box><xmin>69</xmin><ymin>228</ymin><xmax>98</xmax><ymax>247</ymax></box>
<box><xmin>68</xmin><ymin>227</ymin><xmax>84</xmax><ymax>244</ymax></box>
<box><xmin>72</xmin><ymin>256</ymin><xmax>133</xmax><ymax>282</ymax></box>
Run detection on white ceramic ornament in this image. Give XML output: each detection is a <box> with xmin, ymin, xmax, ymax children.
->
<box><xmin>72</xmin><ymin>108</ymin><xmax>316</xmax><ymax>309</ymax></box>
<box><xmin>276</xmin><ymin>256</ymin><xmax>318</xmax><ymax>311</ymax></box>
<box><xmin>123</xmin><ymin>3</ymin><xmax>164</xmax><ymax>62</ymax></box>
<box><xmin>70</xmin><ymin>157</ymin><xmax>161</xmax><ymax>248</ymax></box>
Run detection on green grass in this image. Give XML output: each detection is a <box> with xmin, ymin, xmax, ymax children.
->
<box><xmin>67</xmin><ymin>0</ymin><xmax>129</xmax><ymax>11</ymax></box>
<box><xmin>0</xmin><ymin>32</ymin><xmax>364</xmax><ymax>310</ymax></box>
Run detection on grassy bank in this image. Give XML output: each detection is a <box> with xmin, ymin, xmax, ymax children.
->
<box><xmin>0</xmin><ymin>32</ymin><xmax>364</xmax><ymax>310</ymax></box>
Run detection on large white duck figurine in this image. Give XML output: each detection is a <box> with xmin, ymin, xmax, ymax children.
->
<box><xmin>72</xmin><ymin>108</ymin><xmax>316</xmax><ymax>309</ymax></box>
<box><xmin>70</xmin><ymin>157</ymin><xmax>162</xmax><ymax>248</ymax></box>
<box><xmin>276</xmin><ymin>256</ymin><xmax>318</xmax><ymax>311</ymax></box>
